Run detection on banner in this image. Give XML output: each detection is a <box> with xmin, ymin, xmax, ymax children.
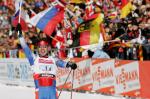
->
<box><xmin>91</xmin><ymin>59</ymin><xmax>115</xmax><ymax>94</ymax></box>
<box><xmin>0</xmin><ymin>58</ymin><xmax>33</xmax><ymax>86</ymax></box>
<box><xmin>114</xmin><ymin>60</ymin><xmax>140</xmax><ymax>97</ymax></box>
<box><xmin>0</xmin><ymin>59</ymin><xmax>8</xmax><ymax>80</ymax></box>
<box><xmin>0</xmin><ymin>58</ymin><xmax>150</xmax><ymax>99</ymax></box>
<box><xmin>72</xmin><ymin>58</ymin><xmax>92</xmax><ymax>91</ymax></box>
<box><xmin>56</xmin><ymin>67</ymin><xmax>72</xmax><ymax>89</ymax></box>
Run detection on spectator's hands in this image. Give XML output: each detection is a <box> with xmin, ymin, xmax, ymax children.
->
<box><xmin>66</xmin><ymin>61</ymin><xmax>77</xmax><ymax>70</ymax></box>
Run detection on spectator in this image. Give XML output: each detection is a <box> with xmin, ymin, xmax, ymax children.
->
<box><xmin>0</xmin><ymin>0</ymin><xmax>150</xmax><ymax>60</ymax></box>
<box><xmin>88</xmin><ymin>44</ymin><xmax>110</xmax><ymax>59</ymax></box>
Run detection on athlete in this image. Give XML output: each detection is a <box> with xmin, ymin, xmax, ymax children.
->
<box><xmin>16</xmin><ymin>24</ymin><xmax>77</xmax><ymax>99</ymax></box>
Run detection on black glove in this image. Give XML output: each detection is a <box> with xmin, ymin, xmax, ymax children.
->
<box><xmin>16</xmin><ymin>23</ymin><xmax>22</xmax><ymax>37</ymax></box>
<box><xmin>87</xmin><ymin>50</ymin><xmax>94</xmax><ymax>58</ymax></box>
<box><xmin>66</xmin><ymin>61</ymin><xmax>77</xmax><ymax>70</ymax></box>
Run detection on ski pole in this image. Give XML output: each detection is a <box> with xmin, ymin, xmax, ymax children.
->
<box><xmin>70</xmin><ymin>70</ymin><xmax>75</xmax><ymax>99</ymax></box>
<box><xmin>58</xmin><ymin>69</ymin><xmax>72</xmax><ymax>99</ymax></box>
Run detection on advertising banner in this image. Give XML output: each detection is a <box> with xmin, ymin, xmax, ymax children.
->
<box><xmin>0</xmin><ymin>58</ymin><xmax>150</xmax><ymax>99</ymax></box>
<box><xmin>0</xmin><ymin>58</ymin><xmax>34</xmax><ymax>86</ymax></box>
<box><xmin>72</xmin><ymin>58</ymin><xmax>92</xmax><ymax>91</ymax></box>
<box><xmin>18</xmin><ymin>59</ymin><xmax>33</xmax><ymax>86</ymax></box>
<box><xmin>91</xmin><ymin>59</ymin><xmax>115</xmax><ymax>94</ymax></box>
<box><xmin>56</xmin><ymin>67</ymin><xmax>72</xmax><ymax>89</ymax></box>
<box><xmin>114</xmin><ymin>60</ymin><xmax>141</xmax><ymax>97</ymax></box>
<box><xmin>0</xmin><ymin>59</ymin><xmax>9</xmax><ymax>80</ymax></box>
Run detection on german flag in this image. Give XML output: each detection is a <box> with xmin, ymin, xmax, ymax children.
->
<box><xmin>138</xmin><ymin>45</ymin><xmax>143</xmax><ymax>61</ymax></box>
<box><xmin>107</xmin><ymin>42</ymin><xmax>131</xmax><ymax>51</ymax></box>
<box><xmin>72</xmin><ymin>14</ymin><xmax>103</xmax><ymax>47</ymax></box>
<box><xmin>120</xmin><ymin>0</ymin><xmax>133</xmax><ymax>18</ymax></box>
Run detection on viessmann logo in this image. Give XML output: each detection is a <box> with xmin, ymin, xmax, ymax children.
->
<box><xmin>114</xmin><ymin>61</ymin><xmax>140</xmax><ymax>94</ymax></box>
<box><xmin>116</xmin><ymin>68</ymin><xmax>139</xmax><ymax>90</ymax></box>
<box><xmin>92</xmin><ymin>67</ymin><xmax>113</xmax><ymax>81</ymax></box>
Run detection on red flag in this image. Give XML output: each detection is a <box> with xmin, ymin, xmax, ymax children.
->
<box><xmin>12</xmin><ymin>16</ymin><xmax>28</xmax><ymax>32</ymax></box>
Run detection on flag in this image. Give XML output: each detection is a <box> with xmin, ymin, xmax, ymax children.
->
<box><xmin>70</xmin><ymin>0</ymin><xmax>85</xmax><ymax>3</ymax></box>
<box><xmin>108</xmin><ymin>42</ymin><xmax>131</xmax><ymax>50</ymax></box>
<box><xmin>85</xmin><ymin>0</ymin><xmax>94</xmax><ymax>18</ymax></box>
<box><xmin>72</xmin><ymin>14</ymin><xmax>103</xmax><ymax>47</ymax></box>
<box><xmin>138</xmin><ymin>45</ymin><xmax>143</xmax><ymax>61</ymax></box>
<box><xmin>30</xmin><ymin>6</ymin><xmax>64</xmax><ymax>36</ymax></box>
<box><xmin>12</xmin><ymin>0</ymin><xmax>28</xmax><ymax>32</ymax></box>
<box><xmin>12</xmin><ymin>11</ymin><xmax>28</xmax><ymax>32</ymax></box>
<box><xmin>52</xmin><ymin>30</ymin><xmax>65</xmax><ymax>48</ymax></box>
<box><xmin>27</xmin><ymin>9</ymin><xmax>36</xmax><ymax>18</ymax></box>
<box><xmin>120</xmin><ymin>0</ymin><xmax>133</xmax><ymax>18</ymax></box>
<box><xmin>51</xmin><ymin>30</ymin><xmax>66</xmax><ymax>58</ymax></box>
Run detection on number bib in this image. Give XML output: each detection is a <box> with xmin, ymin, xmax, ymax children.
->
<box><xmin>33</xmin><ymin>57</ymin><xmax>57</xmax><ymax>75</ymax></box>
<box><xmin>39</xmin><ymin>65</ymin><xmax>53</xmax><ymax>73</ymax></box>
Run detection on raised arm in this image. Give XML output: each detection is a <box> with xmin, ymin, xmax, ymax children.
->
<box><xmin>54</xmin><ymin>57</ymin><xmax>77</xmax><ymax>70</ymax></box>
<box><xmin>16</xmin><ymin>24</ymin><xmax>34</xmax><ymax>66</ymax></box>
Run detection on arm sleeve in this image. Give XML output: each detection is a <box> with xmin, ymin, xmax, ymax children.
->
<box><xmin>19</xmin><ymin>36</ymin><xmax>34</xmax><ymax>66</ymax></box>
<box><xmin>54</xmin><ymin>57</ymin><xmax>67</xmax><ymax>68</ymax></box>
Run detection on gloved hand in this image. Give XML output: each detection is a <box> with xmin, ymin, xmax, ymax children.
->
<box><xmin>16</xmin><ymin>23</ymin><xmax>22</xmax><ymax>37</ymax></box>
<box><xmin>87</xmin><ymin>50</ymin><xmax>94</xmax><ymax>58</ymax></box>
<box><xmin>66</xmin><ymin>61</ymin><xmax>77</xmax><ymax>70</ymax></box>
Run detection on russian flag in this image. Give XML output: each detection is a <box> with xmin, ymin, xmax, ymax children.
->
<box><xmin>30</xmin><ymin>6</ymin><xmax>64</xmax><ymax>36</ymax></box>
<box><xmin>12</xmin><ymin>10</ymin><xmax>28</xmax><ymax>32</ymax></box>
<box><xmin>12</xmin><ymin>0</ymin><xmax>28</xmax><ymax>32</ymax></box>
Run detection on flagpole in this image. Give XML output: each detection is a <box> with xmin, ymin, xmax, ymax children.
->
<box><xmin>18</xmin><ymin>0</ymin><xmax>23</xmax><ymax>23</ymax></box>
<box><xmin>18</xmin><ymin>0</ymin><xmax>23</xmax><ymax>36</ymax></box>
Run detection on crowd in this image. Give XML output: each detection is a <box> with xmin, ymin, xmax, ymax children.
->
<box><xmin>0</xmin><ymin>0</ymin><xmax>150</xmax><ymax>60</ymax></box>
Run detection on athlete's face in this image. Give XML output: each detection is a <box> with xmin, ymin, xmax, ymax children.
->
<box><xmin>38</xmin><ymin>45</ymin><xmax>48</xmax><ymax>57</ymax></box>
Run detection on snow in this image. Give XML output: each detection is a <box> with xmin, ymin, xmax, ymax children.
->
<box><xmin>0</xmin><ymin>83</ymin><xmax>126</xmax><ymax>99</ymax></box>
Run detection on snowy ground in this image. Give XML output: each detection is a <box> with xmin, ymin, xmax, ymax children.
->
<box><xmin>0</xmin><ymin>83</ymin><xmax>126</xmax><ymax>99</ymax></box>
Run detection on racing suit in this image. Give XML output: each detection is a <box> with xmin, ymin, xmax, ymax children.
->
<box><xmin>19</xmin><ymin>36</ymin><xmax>67</xmax><ymax>99</ymax></box>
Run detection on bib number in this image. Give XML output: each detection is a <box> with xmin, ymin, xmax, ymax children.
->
<box><xmin>40</xmin><ymin>65</ymin><xmax>53</xmax><ymax>73</ymax></box>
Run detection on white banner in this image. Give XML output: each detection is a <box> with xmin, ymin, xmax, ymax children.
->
<box><xmin>0</xmin><ymin>58</ymin><xmax>142</xmax><ymax>97</ymax></box>
<box><xmin>73</xmin><ymin>59</ymin><xmax>92</xmax><ymax>89</ymax></box>
<box><xmin>91</xmin><ymin>59</ymin><xmax>115</xmax><ymax>91</ymax></box>
<box><xmin>114</xmin><ymin>61</ymin><xmax>140</xmax><ymax>94</ymax></box>
<box><xmin>0</xmin><ymin>59</ymin><xmax>8</xmax><ymax>80</ymax></box>
<box><xmin>56</xmin><ymin>67</ymin><xmax>72</xmax><ymax>88</ymax></box>
<box><xmin>0</xmin><ymin>58</ymin><xmax>34</xmax><ymax>86</ymax></box>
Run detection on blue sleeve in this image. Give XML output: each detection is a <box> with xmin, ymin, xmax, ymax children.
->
<box><xmin>55</xmin><ymin>59</ymin><xmax>67</xmax><ymax>68</ymax></box>
<box><xmin>19</xmin><ymin>36</ymin><xmax>34</xmax><ymax>66</ymax></box>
